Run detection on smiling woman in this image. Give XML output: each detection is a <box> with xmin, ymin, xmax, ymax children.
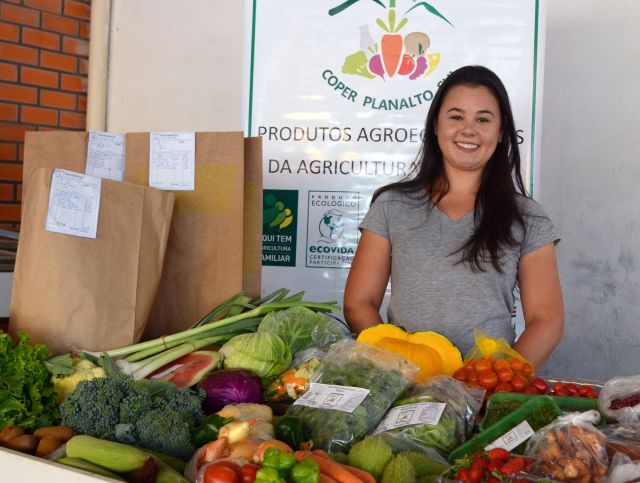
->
<box><xmin>344</xmin><ymin>65</ymin><xmax>564</xmax><ymax>372</ymax></box>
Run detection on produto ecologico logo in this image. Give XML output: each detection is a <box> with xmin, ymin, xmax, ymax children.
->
<box><xmin>262</xmin><ymin>190</ymin><xmax>298</xmax><ymax>267</ymax></box>
<box><xmin>331</xmin><ymin>0</ymin><xmax>453</xmax><ymax>81</ymax></box>
<box><xmin>306</xmin><ymin>191</ymin><xmax>360</xmax><ymax>269</ymax></box>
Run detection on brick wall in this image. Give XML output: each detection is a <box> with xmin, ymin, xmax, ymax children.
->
<box><xmin>0</xmin><ymin>0</ymin><xmax>90</xmax><ymax>231</ymax></box>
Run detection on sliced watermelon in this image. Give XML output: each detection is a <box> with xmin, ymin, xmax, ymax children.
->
<box><xmin>148</xmin><ymin>350</ymin><xmax>221</xmax><ymax>388</ymax></box>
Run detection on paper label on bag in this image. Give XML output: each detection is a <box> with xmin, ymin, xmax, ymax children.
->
<box><xmin>46</xmin><ymin>169</ymin><xmax>101</xmax><ymax>239</ymax></box>
<box><xmin>149</xmin><ymin>132</ymin><xmax>195</xmax><ymax>190</ymax></box>
<box><xmin>484</xmin><ymin>420</ymin><xmax>534</xmax><ymax>452</ymax></box>
<box><xmin>293</xmin><ymin>382</ymin><xmax>369</xmax><ymax>413</ymax></box>
<box><xmin>373</xmin><ymin>402</ymin><xmax>446</xmax><ymax>434</ymax></box>
<box><xmin>86</xmin><ymin>130</ymin><xmax>125</xmax><ymax>181</ymax></box>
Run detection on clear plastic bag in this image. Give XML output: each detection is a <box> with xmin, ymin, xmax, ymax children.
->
<box><xmin>598</xmin><ymin>374</ymin><xmax>640</xmax><ymax>423</ymax></box>
<box><xmin>285</xmin><ymin>339</ymin><xmax>418</xmax><ymax>453</ymax></box>
<box><xmin>607</xmin><ymin>451</ymin><xmax>640</xmax><ymax>483</ymax></box>
<box><xmin>464</xmin><ymin>329</ymin><xmax>535</xmax><ymax>376</ymax></box>
<box><xmin>525</xmin><ymin>410</ymin><xmax>609</xmax><ymax>482</ymax></box>
<box><xmin>264</xmin><ymin>348</ymin><xmax>325</xmax><ymax>402</ymax></box>
<box><xmin>373</xmin><ymin>376</ymin><xmax>485</xmax><ymax>457</ymax></box>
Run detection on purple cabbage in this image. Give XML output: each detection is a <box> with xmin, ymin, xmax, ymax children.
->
<box><xmin>197</xmin><ymin>368</ymin><xmax>263</xmax><ymax>414</ymax></box>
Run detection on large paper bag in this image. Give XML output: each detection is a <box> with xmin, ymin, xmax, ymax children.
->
<box><xmin>125</xmin><ymin>132</ymin><xmax>259</xmax><ymax>339</ymax></box>
<box><xmin>9</xmin><ymin>167</ymin><xmax>175</xmax><ymax>355</ymax></box>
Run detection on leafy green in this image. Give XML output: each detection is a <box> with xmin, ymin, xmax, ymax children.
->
<box><xmin>258</xmin><ymin>306</ymin><xmax>349</xmax><ymax>355</ymax></box>
<box><xmin>341</xmin><ymin>51</ymin><xmax>376</xmax><ymax>79</ymax></box>
<box><xmin>220</xmin><ymin>331</ymin><xmax>292</xmax><ymax>384</ymax></box>
<box><xmin>286</xmin><ymin>341</ymin><xmax>410</xmax><ymax>453</ymax></box>
<box><xmin>0</xmin><ymin>331</ymin><xmax>60</xmax><ymax>430</ymax></box>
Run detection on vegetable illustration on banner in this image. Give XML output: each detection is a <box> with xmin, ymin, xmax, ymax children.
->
<box><xmin>335</xmin><ymin>0</ymin><xmax>452</xmax><ymax>83</ymax></box>
<box><xmin>263</xmin><ymin>190</ymin><xmax>298</xmax><ymax>267</ymax></box>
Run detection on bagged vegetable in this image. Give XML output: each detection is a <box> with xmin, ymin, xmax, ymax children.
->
<box><xmin>264</xmin><ymin>348</ymin><xmax>324</xmax><ymax>402</ymax></box>
<box><xmin>258</xmin><ymin>306</ymin><xmax>350</xmax><ymax>356</ymax></box>
<box><xmin>526</xmin><ymin>410</ymin><xmax>609</xmax><ymax>482</ymax></box>
<box><xmin>598</xmin><ymin>374</ymin><xmax>640</xmax><ymax>423</ymax></box>
<box><xmin>374</xmin><ymin>376</ymin><xmax>484</xmax><ymax>457</ymax></box>
<box><xmin>285</xmin><ymin>339</ymin><xmax>418</xmax><ymax>453</ymax></box>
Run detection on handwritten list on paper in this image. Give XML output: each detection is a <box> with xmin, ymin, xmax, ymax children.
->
<box><xmin>85</xmin><ymin>131</ymin><xmax>125</xmax><ymax>181</ymax></box>
<box><xmin>149</xmin><ymin>132</ymin><xmax>195</xmax><ymax>190</ymax></box>
<box><xmin>46</xmin><ymin>169</ymin><xmax>102</xmax><ymax>239</ymax></box>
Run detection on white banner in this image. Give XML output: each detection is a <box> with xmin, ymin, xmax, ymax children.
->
<box><xmin>243</xmin><ymin>0</ymin><xmax>546</xmax><ymax>309</ymax></box>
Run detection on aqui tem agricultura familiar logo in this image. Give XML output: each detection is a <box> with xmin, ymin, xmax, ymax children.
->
<box><xmin>306</xmin><ymin>191</ymin><xmax>361</xmax><ymax>269</ymax></box>
<box><xmin>323</xmin><ymin>0</ymin><xmax>454</xmax><ymax>111</ymax></box>
<box><xmin>263</xmin><ymin>190</ymin><xmax>298</xmax><ymax>267</ymax></box>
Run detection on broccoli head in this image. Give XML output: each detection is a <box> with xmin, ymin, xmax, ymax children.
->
<box><xmin>135</xmin><ymin>408</ymin><xmax>196</xmax><ymax>461</ymax></box>
<box><xmin>342</xmin><ymin>50</ymin><xmax>376</xmax><ymax>79</ymax></box>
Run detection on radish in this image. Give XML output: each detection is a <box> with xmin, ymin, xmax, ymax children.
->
<box><xmin>368</xmin><ymin>54</ymin><xmax>385</xmax><ymax>79</ymax></box>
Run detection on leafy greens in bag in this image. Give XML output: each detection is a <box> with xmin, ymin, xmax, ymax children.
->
<box><xmin>286</xmin><ymin>340</ymin><xmax>417</xmax><ymax>453</ymax></box>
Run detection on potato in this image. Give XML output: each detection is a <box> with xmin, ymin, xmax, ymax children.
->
<box><xmin>33</xmin><ymin>425</ymin><xmax>76</xmax><ymax>443</ymax></box>
<box><xmin>0</xmin><ymin>425</ymin><xmax>24</xmax><ymax>444</ymax></box>
<box><xmin>36</xmin><ymin>436</ymin><xmax>63</xmax><ymax>457</ymax></box>
<box><xmin>3</xmin><ymin>434</ymin><xmax>38</xmax><ymax>454</ymax></box>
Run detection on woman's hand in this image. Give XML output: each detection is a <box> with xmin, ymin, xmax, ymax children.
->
<box><xmin>514</xmin><ymin>242</ymin><xmax>564</xmax><ymax>371</ymax></box>
<box><xmin>343</xmin><ymin>229</ymin><xmax>391</xmax><ymax>333</ymax></box>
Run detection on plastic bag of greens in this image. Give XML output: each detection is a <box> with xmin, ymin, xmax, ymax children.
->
<box><xmin>373</xmin><ymin>376</ymin><xmax>485</xmax><ymax>457</ymax></box>
<box><xmin>258</xmin><ymin>307</ymin><xmax>351</xmax><ymax>356</ymax></box>
<box><xmin>264</xmin><ymin>348</ymin><xmax>325</xmax><ymax>402</ymax></box>
<box><xmin>285</xmin><ymin>339</ymin><xmax>418</xmax><ymax>453</ymax></box>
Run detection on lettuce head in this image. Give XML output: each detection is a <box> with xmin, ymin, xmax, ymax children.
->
<box><xmin>219</xmin><ymin>332</ymin><xmax>292</xmax><ymax>384</ymax></box>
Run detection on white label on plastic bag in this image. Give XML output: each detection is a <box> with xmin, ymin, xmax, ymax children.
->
<box><xmin>46</xmin><ymin>169</ymin><xmax>101</xmax><ymax>239</ymax></box>
<box><xmin>484</xmin><ymin>420</ymin><xmax>534</xmax><ymax>452</ymax></box>
<box><xmin>149</xmin><ymin>131</ymin><xmax>195</xmax><ymax>190</ymax></box>
<box><xmin>293</xmin><ymin>382</ymin><xmax>369</xmax><ymax>413</ymax></box>
<box><xmin>86</xmin><ymin>130</ymin><xmax>125</xmax><ymax>181</ymax></box>
<box><xmin>373</xmin><ymin>402</ymin><xmax>446</xmax><ymax>434</ymax></box>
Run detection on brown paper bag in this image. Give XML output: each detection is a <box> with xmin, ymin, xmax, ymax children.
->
<box><xmin>125</xmin><ymin>132</ymin><xmax>261</xmax><ymax>339</ymax></box>
<box><xmin>21</xmin><ymin>130</ymin><xmax>263</xmax><ymax>340</ymax></box>
<box><xmin>9</xmin><ymin>167</ymin><xmax>175</xmax><ymax>354</ymax></box>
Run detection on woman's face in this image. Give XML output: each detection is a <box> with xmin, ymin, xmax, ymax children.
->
<box><xmin>435</xmin><ymin>84</ymin><xmax>502</xmax><ymax>175</ymax></box>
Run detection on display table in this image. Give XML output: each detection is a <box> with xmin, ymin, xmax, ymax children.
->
<box><xmin>0</xmin><ymin>446</ymin><xmax>117</xmax><ymax>482</ymax></box>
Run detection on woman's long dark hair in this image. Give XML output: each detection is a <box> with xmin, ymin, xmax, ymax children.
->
<box><xmin>372</xmin><ymin>65</ymin><xmax>527</xmax><ymax>272</ymax></box>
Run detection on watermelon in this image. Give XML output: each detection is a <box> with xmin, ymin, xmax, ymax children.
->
<box><xmin>148</xmin><ymin>350</ymin><xmax>221</xmax><ymax>388</ymax></box>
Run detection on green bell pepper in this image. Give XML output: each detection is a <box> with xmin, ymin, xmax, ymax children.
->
<box><xmin>290</xmin><ymin>459</ymin><xmax>320</xmax><ymax>483</ymax></box>
<box><xmin>274</xmin><ymin>415</ymin><xmax>312</xmax><ymax>450</ymax></box>
<box><xmin>191</xmin><ymin>414</ymin><xmax>233</xmax><ymax>446</ymax></box>
<box><xmin>254</xmin><ymin>466</ymin><xmax>287</xmax><ymax>483</ymax></box>
<box><xmin>262</xmin><ymin>447</ymin><xmax>297</xmax><ymax>477</ymax></box>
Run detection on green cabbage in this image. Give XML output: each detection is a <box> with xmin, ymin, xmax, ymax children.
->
<box><xmin>258</xmin><ymin>306</ymin><xmax>349</xmax><ymax>355</ymax></box>
<box><xmin>219</xmin><ymin>332</ymin><xmax>292</xmax><ymax>384</ymax></box>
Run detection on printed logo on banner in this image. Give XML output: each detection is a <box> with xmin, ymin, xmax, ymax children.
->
<box><xmin>324</xmin><ymin>0</ymin><xmax>455</xmax><ymax>110</ymax></box>
<box><xmin>306</xmin><ymin>191</ymin><xmax>360</xmax><ymax>269</ymax></box>
<box><xmin>263</xmin><ymin>190</ymin><xmax>298</xmax><ymax>267</ymax></box>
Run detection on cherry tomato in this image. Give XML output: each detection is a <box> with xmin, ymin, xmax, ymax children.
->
<box><xmin>553</xmin><ymin>388</ymin><xmax>570</xmax><ymax>396</ymax></box>
<box><xmin>239</xmin><ymin>464</ymin><xmax>259</xmax><ymax>483</ymax></box>
<box><xmin>203</xmin><ymin>461</ymin><xmax>240</xmax><ymax>483</ymax></box>
<box><xmin>524</xmin><ymin>386</ymin><xmax>539</xmax><ymax>394</ymax></box>
<box><xmin>564</xmin><ymin>383</ymin><xmax>579</xmax><ymax>395</ymax></box>
<box><xmin>456</xmin><ymin>468</ymin><xmax>471</xmax><ymax>481</ymax></box>
<box><xmin>553</xmin><ymin>382</ymin><xmax>565</xmax><ymax>392</ymax></box>
<box><xmin>586</xmin><ymin>390</ymin><xmax>599</xmax><ymax>398</ymax></box>
<box><xmin>578</xmin><ymin>385</ymin><xmax>591</xmax><ymax>396</ymax></box>
<box><xmin>468</xmin><ymin>467</ymin><xmax>484</xmax><ymax>482</ymax></box>
<box><xmin>531</xmin><ymin>378</ymin><xmax>549</xmax><ymax>394</ymax></box>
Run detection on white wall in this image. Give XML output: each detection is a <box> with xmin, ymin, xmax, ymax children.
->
<box><xmin>106</xmin><ymin>0</ymin><xmax>244</xmax><ymax>132</ymax></box>
<box><xmin>102</xmin><ymin>0</ymin><xmax>640</xmax><ymax>380</ymax></box>
<box><xmin>538</xmin><ymin>1</ymin><xmax>640</xmax><ymax>380</ymax></box>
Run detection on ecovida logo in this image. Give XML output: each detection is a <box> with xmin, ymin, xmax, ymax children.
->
<box><xmin>324</xmin><ymin>0</ymin><xmax>454</xmax><ymax>110</ymax></box>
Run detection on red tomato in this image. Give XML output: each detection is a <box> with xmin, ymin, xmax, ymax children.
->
<box><xmin>524</xmin><ymin>386</ymin><xmax>539</xmax><ymax>394</ymax></box>
<box><xmin>553</xmin><ymin>388</ymin><xmax>570</xmax><ymax>396</ymax></box>
<box><xmin>468</xmin><ymin>467</ymin><xmax>484</xmax><ymax>482</ymax></box>
<box><xmin>204</xmin><ymin>461</ymin><xmax>240</xmax><ymax>483</ymax></box>
<box><xmin>471</xmin><ymin>458</ymin><xmax>489</xmax><ymax>471</ymax></box>
<box><xmin>578</xmin><ymin>385</ymin><xmax>591</xmax><ymax>396</ymax></box>
<box><xmin>586</xmin><ymin>390</ymin><xmax>599</xmax><ymax>398</ymax></box>
<box><xmin>564</xmin><ymin>383</ymin><xmax>579</xmax><ymax>395</ymax></box>
<box><xmin>456</xmin><ymin>468</ymin><xmax>471</xmax><ymax>481</ymax></box>
<box><xmin>553</xmin><ymin>382</ymin><xmax>565</xmax><ymax>392</ymax></box>
<box><xmin>487</xmin><ymin>447</ymin><xmax>510</xmax><ymax>462</ymax></box>
<box><xmin>239</xmin><ymin>464</ymin><xmax>259</xmax><ymax>483</ymax></box>
<box><xmin>531</xmin><ymin>378</ymin><xmax>549</xmax><ymax>394</ymax></box>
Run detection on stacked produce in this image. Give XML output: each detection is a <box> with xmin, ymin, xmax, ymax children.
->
<box><xmin>4</xmin><ymin>288</ymin><xmax>640</xmax><ymax>482</ymax></box>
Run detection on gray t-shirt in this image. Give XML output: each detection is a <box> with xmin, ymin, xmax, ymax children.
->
<box><xmin>360</xmin><ymin>189</ymin><xmax>560</xmax><ymax>355</ymax></box>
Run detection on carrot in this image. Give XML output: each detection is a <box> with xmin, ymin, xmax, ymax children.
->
<box><xmin>339</xmin><ymin>464</ymin><xmax>376</xmax><ymax>483</ymax></box>
<box><xmin>311</xmin><ymin>450</ymin><xmax>375</xmax><ymax>483</ymax></box>
<box><xmin>380</xmin><ymin>34</ymin><xmax>403</xmax><ymax>77</ymax></box>
<box><xmin>296</xmin><ymin>453</ymin><xmax>364</xmax><ymax>483</ymax></box>
<box><xmin>319</xmin><ymin>474</ymin><xmax>339</xmax><ymax>483</ymax></box>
